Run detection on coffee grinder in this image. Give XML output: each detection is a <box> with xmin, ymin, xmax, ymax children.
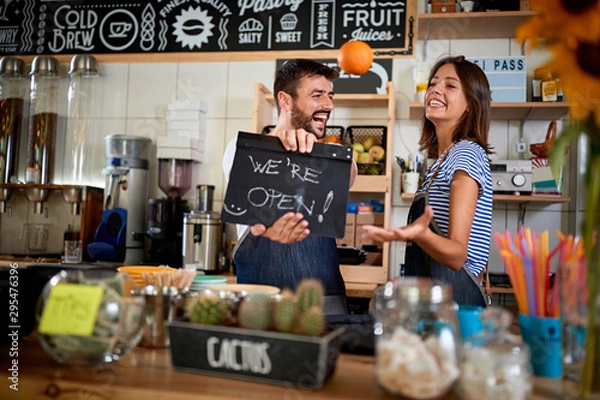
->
<box><xmin>87</xmin><ymin>134</ymin><xmax>151</xmax><ymax>264</ymax></box>
<box><xmin>146</xmin><ymin>159</ymin><xmax>192</xmax><ymax>267</ymax></box>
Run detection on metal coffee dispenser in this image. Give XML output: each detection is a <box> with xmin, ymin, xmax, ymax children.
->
<box><xmin>87</xmin><ymin>134</ymin><xmax>151</xmax><ymax>264</ymax></box>
<box><xmin>0</xmin><ymin>57</ymin><xmax>26</xmax><ymax>213</ymax></box>
<box><xmin>182</xmin><ymin>184</ymin><xmax>226</xmax><ymax>273</ymax></box>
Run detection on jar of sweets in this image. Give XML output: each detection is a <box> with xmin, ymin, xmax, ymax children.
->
<box><xmin>374</xmin><ymin>277</ymin><xmax>460</xmax><ymax>399</ymax></box>
<box><xmin>456</xmin><ymin>308</ymin><xmax>532</xmax><ymax>400</ymax></box>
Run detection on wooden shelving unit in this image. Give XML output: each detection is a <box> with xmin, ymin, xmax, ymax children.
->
<box><xmin>401</xmin><ymin>192</ymin><xmax>571</xmax><ymax>203</ymax></box>
<box><xmin>413</xmin><ymin>11</ymin><xmax>571</xmax><ymax>121</ymax></box>
<box><xmin>253</xmin><ymin>82</ymin><xmax>396</xmax><ymax>290</ymax></box>
<box><xmin>418</xmin><ymin>11</ymin><xmax>535</xmax><ymax>40</ymax></box>
<box><xmin>409</xmin><ymin>101</ymin><xmax>570</xmax><ymax>121</ymax></box>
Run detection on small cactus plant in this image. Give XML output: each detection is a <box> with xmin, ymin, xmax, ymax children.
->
<box><xmin>238</xmin><ymin>292</ymin><xmax>273</xmax><ymax>330</ymax></box>
<box><xmin>298</xmin><ymin>305</ymin><xmax>325</xmax><ymax>336</ymax></box>
<box><xmin>273</xmin><ymin>289</ymin><xmax>297</xmax><ymax>333</ymax></box>
<box><xmin>185</xmin><ymin>291</ymin><xmax>228</xmax><ymax>325</ymax></box>
<box><xmin>296</xmin><ymin>278</ymin><xmax>325</xmax><ymax>315</ymax></box>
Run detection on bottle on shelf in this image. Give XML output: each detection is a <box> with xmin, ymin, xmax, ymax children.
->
<box><xmin>413</xmin><ymin>58</ymin><xmax>430</xmax><ymax>103</ymax></box>
<box><xmin>540</xmin><ymin>68</ymin><xmax>558</xmax><ymax>102</ymax></box>
<box><xmin>531</xmin><ymin>67</ymin><xmax>544</xmax><ymax>102</ymax></box>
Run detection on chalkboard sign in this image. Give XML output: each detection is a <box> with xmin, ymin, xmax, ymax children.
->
<box><xmin>0</xmin><ymin>0</ymin><xmax>414</xmax><ymax>56</ymax></box>
<box><xmin>221</xmin><ymin>132</ymin><xmax>352</xmax><ymax>238</ymax></box>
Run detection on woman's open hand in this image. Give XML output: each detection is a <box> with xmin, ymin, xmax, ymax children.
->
<box><xmin>361</xmin><ymin>205</ymin><xmax>435</xmax><ymax>243</ymax></box>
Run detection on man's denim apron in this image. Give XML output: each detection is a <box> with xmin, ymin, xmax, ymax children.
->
<box><xmin>232</xmin><ymin>231</ymin><xmax>348</xmax><ymax>314</ymax></box>
<box><xmin>403</xmin><ymin>153</ymin><xmax>488</xmax><ymax>307</ymax></box>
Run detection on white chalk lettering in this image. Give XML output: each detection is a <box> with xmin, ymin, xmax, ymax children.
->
<box><xmin>49</xmin><ymin>29</ymin><xmax>95</xmax><ymax>52</ymax></box>
<box><xmin>247</xmin><ymin>187</ymin><xmax>315</xmax><ymax>215</ymax></box>
<box><xmin>160</xmin><ymin>0</ymin><xmax>189</xmax><ymax>18</ymax></box>
<box><xmin>238</xmin><ymin>0</ymin><xmax>304</xmax><ymax>17</ymax></box>
<box><xmin>206</xmin><ymin>336</ymin><xmax>272</xmax><ymax>374</ymax></box>
<box><xmin>288</xmin><ymin>161</ymin><xmax>321</xmax><ymax>184</ymax></box>
<box><xmin>0</xmin><ymin>29</ymin><xmax>18</xmax><ymax>44</ymax></box>
<box><xmin>248</xmin><ymin>156</ymin><xmax>281</xmax><ymax>174</ymax></box>
<box><xmin>239</xmin><ymin>32</ymin><xmax>262</xmax><ymax>43</ymax></box>
<box><xmin>350</xmin><ymin>27</ymin><xmax>394</xmax><ymax>42</ymax></box>
<box><xmin>200</xmin><ymin>0</ymin><xmax>233</xmax><ymax>17</ymax></box>
<box><xmin>275</xmin><ymin>31</ymin><xmax>302</xmax><ymax>43</ymax></box>
<box><xmin>343</xmin><ymin>8</ymin><xmax>403</xmax><ymax>27</ymax></box>
<box><xmin>54</xmin><ymin>5</ymin><xmax>98</xmax><ymax>30</ymax></box>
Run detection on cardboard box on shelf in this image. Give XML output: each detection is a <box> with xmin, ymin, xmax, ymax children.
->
<box><xmin>355</xmin><ymin>213</ymin><xmax>384</xmax><ymax>250</ymax></box>
<box><xmin>336</xmin><ymin>213</ymin><xmax>356</xmax><ymax>247</ymax></box>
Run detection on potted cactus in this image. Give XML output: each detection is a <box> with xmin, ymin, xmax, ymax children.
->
<box><xmin>168</xmin><ymin>279</ymin><xmax>343</xmax><ymax>389</ymax></box>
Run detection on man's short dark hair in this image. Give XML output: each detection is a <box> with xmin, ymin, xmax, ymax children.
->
<box><xmin>273</xmin><ymin>59</ymin><xmax>339</xmax><ymax>112</ymax></box>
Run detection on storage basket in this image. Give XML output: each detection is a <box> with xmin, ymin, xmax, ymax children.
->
<box><xmin>529</xmin><ymin>121</ymin><xmax>556</xmax><ymax>158</ymax></box>
<box><xmin>345</xmin><ymin>126</ymin><xmax>387</xmax><ymax>175</ymax></box>
<box><xmin>344</xmin><ymin>126</ymin><xmax>387</xmax><ymax>149</ymax></box>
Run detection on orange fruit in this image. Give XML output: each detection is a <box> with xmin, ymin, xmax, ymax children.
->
<box><xmin>324</xmin><ymin>135</ymin><xmax>342</xmax><ymax>144</ymax></box>
<box><xmin>337</xmin><ymin>40</ymin><xmax>374</xmax><ymax>76</ymax></box>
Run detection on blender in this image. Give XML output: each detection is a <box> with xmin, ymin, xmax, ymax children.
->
<box><xmin>146</xmin><ymin>158</ymin><xmax>192</xmax><ymax>267</ymax></box>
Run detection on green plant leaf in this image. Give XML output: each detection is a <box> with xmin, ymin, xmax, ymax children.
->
<box><xmin>549</xmin><ymin>122</ymin><xmax>583</xmax><ymax>179</ymax></box>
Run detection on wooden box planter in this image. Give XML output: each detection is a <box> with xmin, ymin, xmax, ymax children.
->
<box><xmin>168</xmin><ymin>320</ymin><xmax>344</xmax><ymax>389</ymax></box>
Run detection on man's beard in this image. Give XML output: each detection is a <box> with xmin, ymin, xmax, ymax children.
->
<box><xmin>290</xmin><ymin>102</ymin><xmax>327</xmax><ymax>138</ymax></box>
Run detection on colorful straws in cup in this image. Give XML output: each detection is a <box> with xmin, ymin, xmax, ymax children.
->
<box><xmin>493</xmin><ymin>228</ymin><xmax>583</xmax><ymax>318</ymax></box>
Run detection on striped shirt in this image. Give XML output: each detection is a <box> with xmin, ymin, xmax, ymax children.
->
<box><xmin>417</xmin><ymin>140</ymin><xmax>493</xmax><ymax>277</ymax></box>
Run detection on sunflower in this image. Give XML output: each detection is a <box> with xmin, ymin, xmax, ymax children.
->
<box><xmin>519</xmin><ymin>2</ymin><xmax>600</xmax><ymax>397</ymax></box>
<box><xmin>545</xmin><ymin>40</ymin><xmax>600</xmax><ymax>127</ymax></box>
<box><xmin>517</xmin><ymin>0</ymin><xmax>600</xmax><ymax>44</ymax></box>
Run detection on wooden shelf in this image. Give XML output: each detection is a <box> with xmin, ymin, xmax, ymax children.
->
<box><xmin>418</xmin><ymin>11</ymin><xmax>535</xmax><ymax>40</ymax></box>
<box><xmin>350</xmin><ymin>175</ymin><xmax>390</xmax><ymax>193</ymax></box>
<box><xmin>401</xmin><ymin>192</ymin><xmax>571</xmax><ymax>203</ymax></box>
<box><xmin>409</xmin><ymin>102</ymin><xmax>569</xmax><ymax>121</ymax></box>
<box><xmin>491</xmin><ymin>194</ymin><xmax>571</xmax><ymax>203</ymax></box>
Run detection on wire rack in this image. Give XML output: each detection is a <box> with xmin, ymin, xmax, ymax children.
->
<box><xmin>344</xmin><ymin>126</ymin><xmax>387</xmax><ymax>148</ymax></box>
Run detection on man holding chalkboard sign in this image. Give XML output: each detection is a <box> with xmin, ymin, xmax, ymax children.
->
<box><xmin>222</xmin><ymin>59</ymin><xmax>355</xmax><ymax>315</ymax></box>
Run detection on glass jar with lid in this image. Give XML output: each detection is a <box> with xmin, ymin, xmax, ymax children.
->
<box><xmin>374</xmin><ymin>277</ymin><xmax>460</xmax><ymax>399</ymax></box>
<box><xmin>0</xmin><ymin>57</ymin><xmax>26</xmax><ymax>212</ymax></box>
<box><xmin>0</xmin><ymin>57</ymin><xmax>26</xmax><ymax>184</ymax></box>
<box><xmin>456</xmin><ymin>307</ymin><xmax>532</xmax><ymax>400</ymax></box>
<box><xmin>25</xmin><ymin>55</ymin><xmax>60</xmax><ymax>184</ymax></box>
<box><xmin>61</xmin><ymin>54</ymin><xmax>99</xmax><ymax>186</ymax></box>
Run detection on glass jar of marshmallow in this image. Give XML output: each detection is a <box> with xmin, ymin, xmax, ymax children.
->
<box><xmin>456</xmin><ymin>308</ymin><xmax>532</xmax><ymax>400</ymax></box>
<box><xmin>374</xmin><ymin>278</ymin><xmax>460</xmax><ymax>399</ymax></box>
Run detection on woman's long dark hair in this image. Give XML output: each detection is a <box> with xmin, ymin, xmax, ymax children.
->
<box><xmin>419</xmin><ymin>55</ymin><xmax>493</xmax><ymax>157</ymax></box>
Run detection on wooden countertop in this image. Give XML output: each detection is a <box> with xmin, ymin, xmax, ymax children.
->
<box><xmin>2</xmin><ymin>335</ymin><xmax>564</xmax><ymax>399</ymax></box>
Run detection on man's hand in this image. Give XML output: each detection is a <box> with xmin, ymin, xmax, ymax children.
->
<box><xmin>251</xmin><ymin>212</ymin><xmax>310</xmax><ymax>244</ymax></box>
<box><xmin>269</xmin><ymin>128</ymin><xmax>317</xmax><ymax>153</ymax></box>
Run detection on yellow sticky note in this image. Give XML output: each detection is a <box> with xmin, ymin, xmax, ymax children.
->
<box><xmin>38</xmin><ymin>283</ymin><xmax>104</xmax><ymax>336</ymax></box>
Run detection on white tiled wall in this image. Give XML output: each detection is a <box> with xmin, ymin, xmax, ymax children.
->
<box><xmin>4</xmin><ymin>15</ymin><xmax>581</xmax><ymax>276</ymax></box>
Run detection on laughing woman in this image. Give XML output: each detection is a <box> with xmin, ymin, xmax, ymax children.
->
<box><xmin>362</xmin><ymin>56</ymin><xmax>494</xmax><ymax>307</ymax></box>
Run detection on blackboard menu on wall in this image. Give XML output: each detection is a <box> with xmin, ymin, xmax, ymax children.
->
<box><xmin>0</xmin><ymin>0</ymin><xmax>415</xmax><ymax>57</ymax></box>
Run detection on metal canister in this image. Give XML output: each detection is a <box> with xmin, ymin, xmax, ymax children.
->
<box><xmin>195</xmin><ymin>184</ymin><xmax>214</xmax><ymax>212</ymax></box>
<box><xmin>182</xmin><ymin>211</ymin><xmax>224</xmax><ymax>273</ymax></box>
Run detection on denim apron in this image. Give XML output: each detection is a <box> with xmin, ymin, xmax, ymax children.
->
<box><xmin>403</xmin><ymin>152</ymin><xmax>488</xmax><ymax>307</ymax></box>
<box><xmin>232</xmin><ymin>230</ymin><xmax>348</xmax><ymax>314</ymax></box>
